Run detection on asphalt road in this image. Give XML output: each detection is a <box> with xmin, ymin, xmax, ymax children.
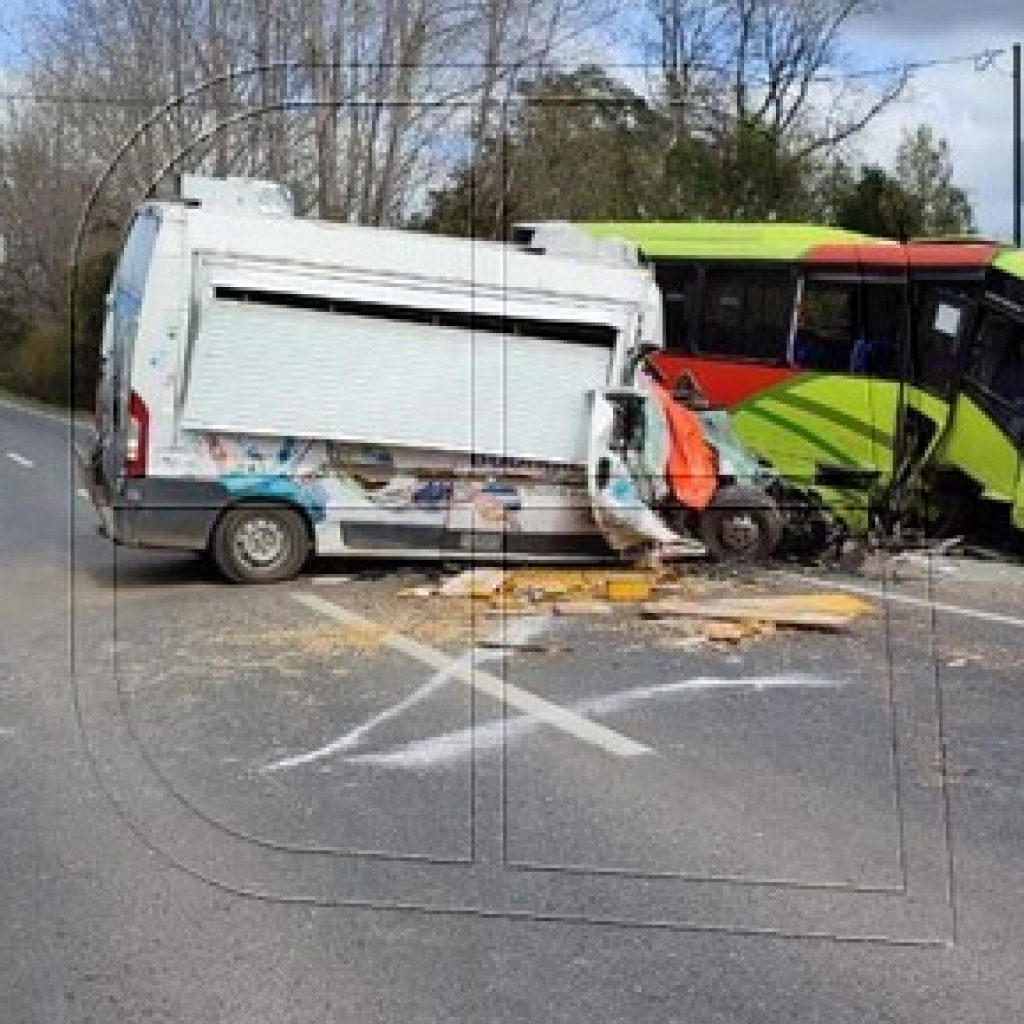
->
<box><xmin>2</xmin><ymin>395</ymin><xmax>1024</xmax><ymax>1023</ymax></box>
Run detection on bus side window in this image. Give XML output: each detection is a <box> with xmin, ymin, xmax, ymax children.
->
<box><xmin>856</xmin><ymin>282</ymin><xmax>907</xmax><ymax>378</ymax></box>
<box><xmin>793</xmin><ymin>279</ymin><xmax>857</xmax><ymax>371</ymax></box>
<box><xmin>699</xmin><ymin>266</ymin><xmax>792</xmax><ymax>363</ymax></box>
<box><xmin>913</xmin><ymin>290</ymin><xmax>966</xmax><ymax>397</ymax></box>
<box><xmin>653</xmin><ymin>262</ymin><xmax>696</xmax><ymax>353</ymax></box>
<box><xmin>973</xmin><ymin>310</ymin><xmax>1024</xmax><ymax>410</ymax></box>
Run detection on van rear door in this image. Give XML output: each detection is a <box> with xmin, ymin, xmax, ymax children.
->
<box><xmin>93</xmin><ymin>209</ymin><xmax>160</xmax><ymax>486</ymax></box>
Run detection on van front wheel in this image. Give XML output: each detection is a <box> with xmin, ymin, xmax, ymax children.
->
<box><xmin>697</xmin><ymin>485</ymin><xmax>784</xmax><ymax>562</ymax></box>
<box><xmin>212</xmin><ymin>505</ymin><xmax>309</xmax><ymax>584</ymax></box>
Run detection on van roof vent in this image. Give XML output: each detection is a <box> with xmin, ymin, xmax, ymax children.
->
<box><xmin>178</xmin><ymin>174</ymin><xmax>295</xmax><ymax>218</ymax></box>
<box><xmin>513</xmin><ymin>221</ymin><xmax>640</xmax><ymax>267</ymax></box>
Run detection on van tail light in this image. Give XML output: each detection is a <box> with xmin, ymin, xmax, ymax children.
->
<box><xmin>124</xmin><ymin>390</ymin><xmax>149</xmax><ymax>478</ymax></box>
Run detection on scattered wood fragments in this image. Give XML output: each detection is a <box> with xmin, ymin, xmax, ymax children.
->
<box><xmin>433</xmin><ymin>567</ymin><xmax>669</xmax><ymax>607</ymax></box>
<box><xmin>640</xmin><ymin>593</ymin><xmax>875</xmax><ymax>632</ymax></box>
<box><xmin>438</xmin><ymin>568</ymin><xmax>508</xmax><ymax>598</ymax></box>
<box><xmin>551</xmin><ymin>600</ymin><xmax>614</xmax><ymax>616</ymax></box>
<box><xmin>412</xmin><ymin>570</ymin><xmax>875</xmax><ymax>646</ymax></box>
<box><xmin>482</xmin><ymin>604</ymin><xmax>552</xmax><ymax>617</ymax></box>
<box><xmin>702</xmin><ymin>622</ymin><xmax>749</xmax><ymax>644</ymax></box>
<box><xmin>664</xmin><ymin>635</ymin><xmax>709</xmax><ymax>651</ymax></box>
<box><xmin>475</xmin><ymin>638</ymin><xmax>555</xmax><ymax>653</ymax></box>
<box><xmin>605</xmin><ymin>573</ymin><xmax>656</xmax><ymax>603</ymax></box>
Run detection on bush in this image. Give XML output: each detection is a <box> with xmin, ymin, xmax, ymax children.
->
<box><xmin>2</xmin><ymin>321</ymin><xmax>71</xmax><ymax>406</ymax></box>
<box><xmin>0</xmin><ymin>250</ymin><xmax>115</xmax><ymax>409</ymax></box>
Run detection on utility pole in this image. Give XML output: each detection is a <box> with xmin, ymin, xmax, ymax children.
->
<box><xmin>1014</xmin><ymin>43</ymin><xmax>1021</xmax><ymax>246</ymax></box>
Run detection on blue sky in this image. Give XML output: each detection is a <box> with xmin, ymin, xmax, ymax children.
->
<box><xmin>0</xmin><ymin>0</ymin><xmax>30</xmax><ymax>66</ymax></box>
<box><xmin>844</xmin><ymin>0</ymin><xmax>1022</xmax><ymax>238</ymax></box>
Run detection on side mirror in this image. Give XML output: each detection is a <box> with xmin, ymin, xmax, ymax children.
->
<box><xmin>624</xmin><ymin>343</ymin><xmax>661</xmax><ymax>382</ymax></box>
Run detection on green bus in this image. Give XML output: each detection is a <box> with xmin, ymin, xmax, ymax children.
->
<box><xmin>521</xmin><ymin>222</ymin><xmax>1024</xmax><ymax>542</ymax></box>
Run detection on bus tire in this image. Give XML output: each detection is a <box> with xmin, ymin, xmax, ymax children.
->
<box><xmin>698</xmin><ymin>485</ymin><xmax>784</xmax><ymax>562</ymax></box>
<box><xmin>211</xmin><ymin>504</ymin><xmax>310</xmax><ymax>584</ymax></box>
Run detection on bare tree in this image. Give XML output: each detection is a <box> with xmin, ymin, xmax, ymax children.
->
<box><xmin>0</xmin><ymin>0</ymin><xmax>604</xmax><ymax>354</ymax></box>
<box><xmin>644</xmin><ymin>0</ymin><xmax>906</xmax><ymax>155</ymax></box>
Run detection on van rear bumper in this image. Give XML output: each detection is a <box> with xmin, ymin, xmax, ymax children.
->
<box><xmin>73</xmin><ymin>449</ymin><xmax>227</xmax><ymax>552</ymax></box>
<box><xmin>108</xmin><ymin>479</ymin><xmax>231</xmax><ymax>551</ymax></box>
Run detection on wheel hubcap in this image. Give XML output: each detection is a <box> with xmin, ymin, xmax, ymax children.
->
<box><xmin>234</xmin><ymin>516</ymin><xmax>287</xmax><ymax>568</ymax></box>
<box><xmin>720</xmin><ymin>512</ymin><xmax>760</xmax><ymax>554</ymax></box>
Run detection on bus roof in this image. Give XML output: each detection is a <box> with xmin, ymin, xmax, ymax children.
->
<box><xmin>580</xmin><ymin>221</ymin><xmax>1024</xmax><ymax>278</ymax></box>
<box><xmin>580</xmin><ymin>222</ymin><xmax>875</xmax><ymax>261</ymax></box>
<box><xmin>993</xmin><ymin>248</ymin><xmax>1024</xmax><ymax>281</ymax></box>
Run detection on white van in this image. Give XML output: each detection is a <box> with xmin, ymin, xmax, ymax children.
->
<box><xmin>78</xmin><ymin>176</ymin><xmax>685</xmax><ymax>582</ymax></box>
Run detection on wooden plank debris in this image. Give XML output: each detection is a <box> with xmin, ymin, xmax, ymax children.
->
<box><xmin>438</xmin><ymin>568</ymin><xmax>508</xmax><ymax>598</ymax></box>
<box><xmin>640</xmin><ymin>593</ymin><xmax>874</xmax><ymax>631</ymax></box>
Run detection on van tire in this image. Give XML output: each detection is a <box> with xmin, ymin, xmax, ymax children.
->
<box><xmin>211</xmin><ymin>505</ymin><xmax>309</xmax><ymax>584</ymax></box>
<box><xmin>698</xmin><ymin>485</ymin><xmax>784</xmax><ymax>562</ymax></box>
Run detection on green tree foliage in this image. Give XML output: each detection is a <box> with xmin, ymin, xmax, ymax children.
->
<box><xmin>670</xmin><ymin>120</ymin><xmax>823</xmax><ymax>221</ymax></box>
<box><xmin>833</xmin><ymin>125</ymin><xmax>975</xmax><ymax>239</ymax></box>
<box><xmin>0</xmin><ymin>251</ymin><xmax>115</xmax><ymax>408</ymax></box>
<box><xmin>894</xmin><ymin>125</ymin><xmax>975</xmax><ymax>236</ymax></box>
<box><xmin>419</xmin><ymin>68</ymin><xmax>831</xmax><ymax>236</ymax></box>
<box><xmin>835</xmin><ymin>166</ymin><xmax>922</xmax><ymax>240</ymax></box>
<box><xmin>418</xmin><ymin>67</ymin><xmax>667</xmax><ymax>238</ymax></box>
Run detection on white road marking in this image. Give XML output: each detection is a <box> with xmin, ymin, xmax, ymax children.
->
<box><xmin>262</xmin><ymin>616</ymin><xmax>550</xmax><ymax>773</ymax></box>
<box><xmin>6</xmin><ymin>451</ymin><xmax>34</xmax><ymax>468</ymax></box>
<box><xmin>349</xmin><ymin>673</ymin><xmax>845</xmax><ymax>770</ymax></box>
<box><xmin>286</xmin><ymin>591</ymin><xmax>651</xmax><ymax>760</ymax></box>
<box><xmin>310</xmin><ymin>575</ymin><xmax>354</xmax><ymax>586</ymax></box>
<box><xmin>0</xmin><ymin>394</ymin><xmax>88</xmax><ymax>429</ymax></box>
<box><xmin>782</xmin><ymin>571</ymin><xmax>1024</xmax><ymax>630</ymax></box>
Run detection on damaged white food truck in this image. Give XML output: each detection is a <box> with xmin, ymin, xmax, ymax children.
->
<box><xmin>79</xmin><ymin>175</ymin><xmax>785</xmax><ymax>583</ymax></box>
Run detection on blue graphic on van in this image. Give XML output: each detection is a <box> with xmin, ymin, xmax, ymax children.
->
<box><xmin>411</xmin><ymin>480</ymin><xmax>452</xmax><ymax>508</ymax></box>
<box><xmin>481</xmin><ymin>479</ymin><xmax>522</xmax><ymax>510</ymax></box>
<box><xmin>221</xmin><ymin>473</ymin><xmax>328</xmax><ymax>523</ymax></box>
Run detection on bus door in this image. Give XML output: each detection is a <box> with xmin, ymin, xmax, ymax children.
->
<box><xmin>788</xmin><ymin>272</ymin><xmax>879</xmax><ymax>493</ymax></box>
<box><xmin>859</xmin><ymin>274</ymin><xmax>910</xmax><ymax>483</ymax></box>
<box><xmin>892</xmin><ymin>286</ymin><xmax>975</xmax><ymax>500</ymax></box>
<box><xmin>955</xmin><ymin>296</ymin><xmax>1024</xmax><ymax>529</ymax></box>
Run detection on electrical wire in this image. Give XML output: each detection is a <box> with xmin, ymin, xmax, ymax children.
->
<box><xmin>0</xmin><ymin>46</ymin><xmax>1011</xmax><ymax>108</ymax></box>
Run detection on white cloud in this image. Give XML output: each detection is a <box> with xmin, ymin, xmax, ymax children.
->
<box><xmin>851</xmin><ymin>57</ymin><xmax>1017</xmax><ymax>238</ymax></box>
<box><xmin>850</xmin><ymin>0</ymin><xmax>1019</xmax><ymax>39</ymax></box>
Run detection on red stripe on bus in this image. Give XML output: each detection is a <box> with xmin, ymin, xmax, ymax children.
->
<box><xmin>805</xmin><ymin>242</ymin><xmax>999</xmax><ymax>268</ymax></box>
<box><xmin>651</xmin><ymin>353</ymin><xmax>799</xmax><ymax>408</ymax></box>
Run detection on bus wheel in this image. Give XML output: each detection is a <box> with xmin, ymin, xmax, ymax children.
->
<box><xmin>698</xmin><ymin>485</ymin><xmax>784</xmax><ymax>562</ymax></box>
<box><xmin>212</xmin><ymin>505</ymin><xmax>310</xmax><ymax>584</ymax></box>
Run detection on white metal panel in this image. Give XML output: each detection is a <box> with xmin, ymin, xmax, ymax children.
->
<box><xmin>181</xmin><ymin>208</ymin><xmax>656</xmax><ymax>312</ymax></box>
<box><xmin>181</xmin><ymin>300</ymin><xmax>612</xmax><ymax>464</ymax></box>
<box><xmin>197</xmin><ymin>259</ymin><xmax>633</xmax><ymax>329</ymax></box>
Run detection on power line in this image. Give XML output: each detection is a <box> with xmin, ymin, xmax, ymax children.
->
<box><xmin>0</xmin><ymin>46</ymin><xmax>1011</xmax><ymax>109</ymax></box>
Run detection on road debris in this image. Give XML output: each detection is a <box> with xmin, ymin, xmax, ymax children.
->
<box><xmin>475</xmin><ymin>638</ymin><xmax>558</xmax><ymax>653</ymax></box>
<box><xmin>605</xmin><ymin>573</ymin><xmax>656</xmax><ymax>602</ymax></box>
<box><xmin>438</xmin><ymin>568</ymin><xmax>508</xmax><ymax>598</ymax></box>
<box><xmin>641</xmin><ymin>593</ymin><xmax>876</xmax><ymax>632</ymax></box>
<box><xmin>402</xmin><ymin>566</ymin><xmax>877</xmax><ymax>644</ymax></box>
<box><xmin>702</xmin><ymin>622</ymin><xmax>750</xmax><ymax>644</ymax></box>
<box><xmin>552</xmin><ymin>600</ymin><xmax>615</xmax><ymax>616</ymax></box>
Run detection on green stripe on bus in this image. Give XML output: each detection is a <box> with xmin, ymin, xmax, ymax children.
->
<box><xmin>740</xmin><ymin>404</ymin><xmax>863</xmax><ymax>470</ymax></box>
<box><xmin>760</xmin><ymin>389</ymin><xmax>895</xmax><ymax>449</ymax></box>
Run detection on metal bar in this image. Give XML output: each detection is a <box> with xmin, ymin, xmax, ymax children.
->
<box><xmin>1015</xmin><ymin>43</ymin><xmax>1021</xmax><ymax>246</ymax></box>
